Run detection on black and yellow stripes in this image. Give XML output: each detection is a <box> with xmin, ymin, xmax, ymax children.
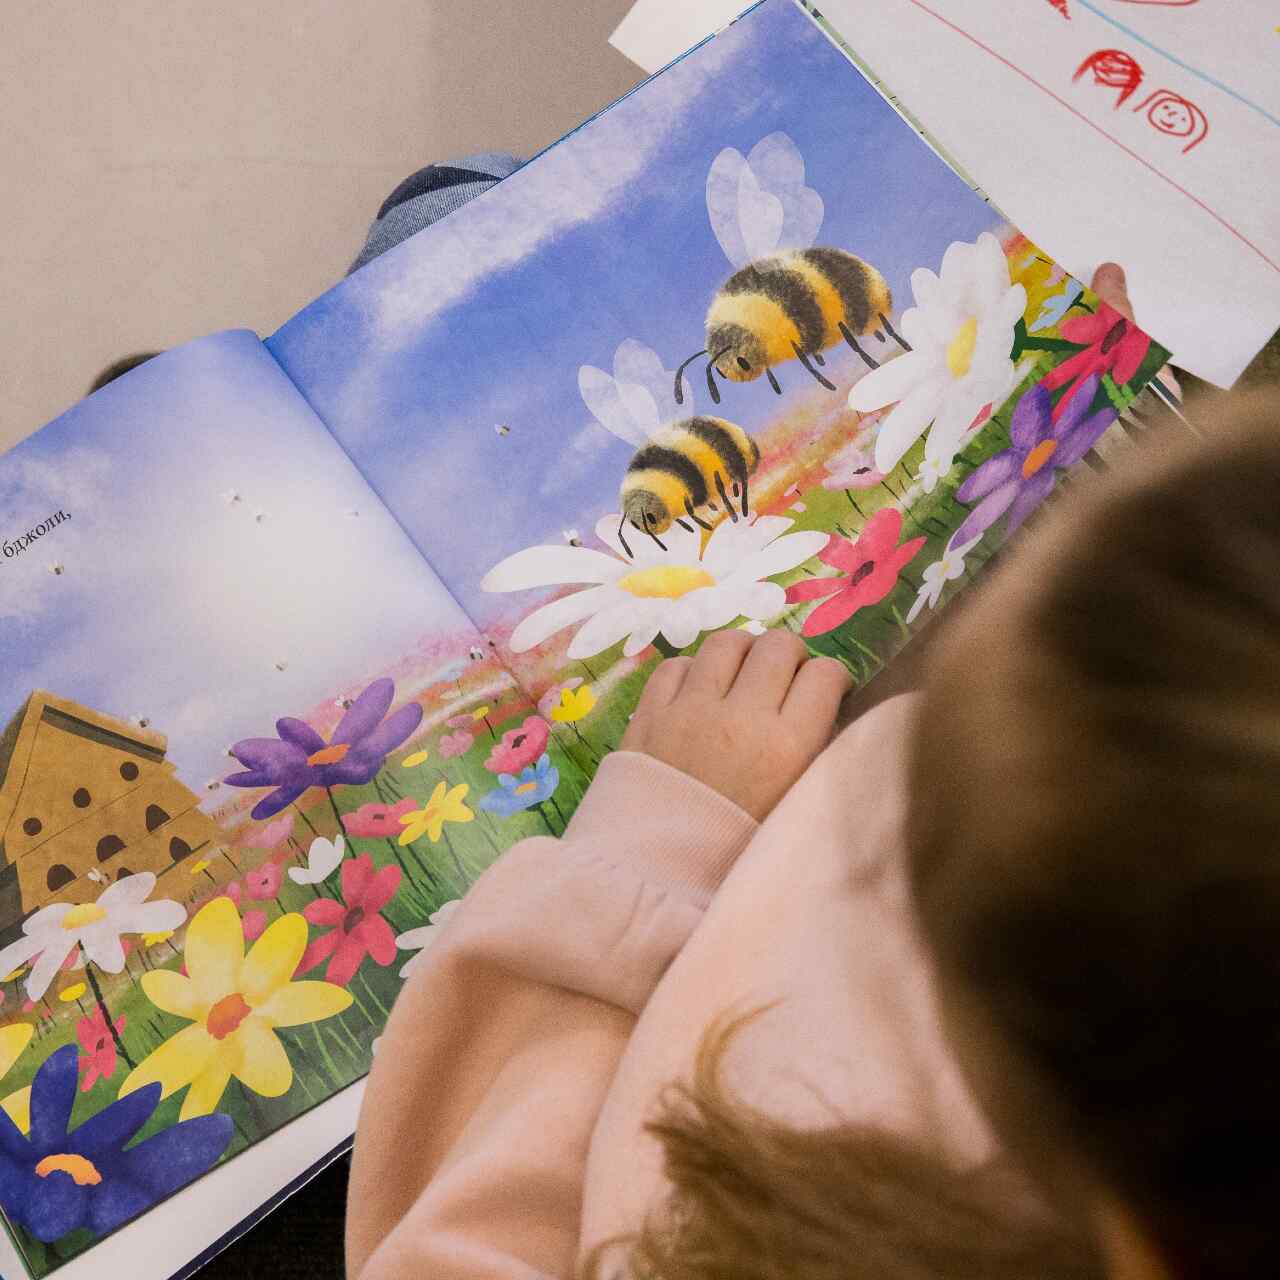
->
<box><xmin>621</xmin><ymin>416</ymin><xmax>760</xmax><ymax>538</ymax></box>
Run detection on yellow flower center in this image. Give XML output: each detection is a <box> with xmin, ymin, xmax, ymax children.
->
<box><xmin>945</xmin><ymin>317</ymin><xmax>978</xmax><ymax>379</ymax></box>
<box><xmin>206</xmin><ymin>992</ymin><xmax>252</xmax><ymax>1041</ymax></box>
<box><xmin>307</xmin><ymin>743</ymin><xmax>350</xmax><ymax>766</ymax></box>
<box><xmin>62</xmin><ymin>904</ymin><xmax>106</xmax><ymax>930</ymax></box>
<box><xmin>617</xmin><ymin>565</ymin><xmax>715</xmax><ymax>600</ymax></box>
<box><xmin>514</xmin><ymin>782</ymin><xmax>538</xmax><ymax>795</ymax></box>
<box><xmin>35</xmin><ymin>1154</ymin><xmax>101</xmax><ymax>1186</ymax></box>
<box><xmin>1022</xmin><ymin>439</ymin><xmax>1058</xmax><ymax>478</ymax></box>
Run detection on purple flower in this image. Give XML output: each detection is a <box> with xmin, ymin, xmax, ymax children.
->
<box><xmin>225</xmin><ymin>678</ymin><xmax>423</xmax><ymax>820</ymax></box>
<box><xmin>953</xmin><ymin>375</ymin><xmax>1116</xmax><ymax>546</ymax></box>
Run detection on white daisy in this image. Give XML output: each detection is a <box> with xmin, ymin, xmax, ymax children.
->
<box><xmin>915</xmin><ymin>454</ymin><xmax>952</xmax><ymax>495</ymax></box>
<box><xmin>288</xmin><ymin>834</ymin><xmax>346</xmax><ymax>886</ymax></box>
<box><xmin>739</xmin><ymin>619</ymin><xmax>768</xmax><ymax>636</ymax></box>
<box><xmin>396</xmin><ymin>899</ymin><xmax>464</xmax><ymax>979</ymax></box>
<box><xmin>482</xmin><ymin>515</ymin><xmax>827</xmax><ymax>660</ymax></box>
<box><xmin>905</xmin><ymin>533</ymin><xmax>983</xmax><ymax>623</ymax></box>
<box><xmin>0</xmin><ymin>874</ymin><xmax>185</xmax><ymax>1001</ymax></box>
<box><xmin>850</xmin><ymin>233</ymin><xmax>1026</xmax><ymax>477</ymax></box>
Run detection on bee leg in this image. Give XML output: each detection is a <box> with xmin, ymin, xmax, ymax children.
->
<box><xmin>705</xmin><ymin>360</ymin><xmax>722</xmax><ymax>405</ymax></box>
<box><xmin>793</xmin><ymin>343</ymin><xmax>837</xmax><ymax>391</ymax></box>
<box><xmin>675</xmin><ymin>518</ymin><xmax>695</xmax><ymax>532</ymax></box>
<box><xmin>643</xmin><ymin>514</ymin><xmax>668</xmax><ymax>551</ymax></box>
<box><xmin>874</xmin><ymin>329</ymin><xmax>885</xmax><ymax>342</ymax></box>
<box><xmin>740</xmin><ymin>473</ymin><xmax>750</xmax><ymax>518</ymax></box>
<box><xmin>812</xmin><ymin>351</ymin><xmax>825</xmax><ymax>366</ymax></box>
<box><xmin>618</xmin><ymin>516</ymin><xmax>634</xmax><ymax>559</ymax></box>
<box><xmin>839</xmin><ymin>321</ymin><xmax>880</xmax><ymax>370</ymax></box>
<box><xmin>714</xmin><ymin>472</ymin><xmax>739</xmax><ymax>523</ymax></box>
<box><xmin>766</xmin><ymin>367</ymin><xmax>783</xmax><ymax>395</ymax></box>
<box><xmin>879</xmin><ymin>313</ymin><xmax>912</xmax><ymax>352</ymax></box>
<box><xmin>683</xmin><ymin>498</ymin><xmax>713</xmax><ymax>530</ymax></box>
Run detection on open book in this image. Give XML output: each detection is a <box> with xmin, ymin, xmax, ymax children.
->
<box><xmin>0</xmin><ymin>1</ymin><xmax>1168</xmax><ymax>1275</ymax></box>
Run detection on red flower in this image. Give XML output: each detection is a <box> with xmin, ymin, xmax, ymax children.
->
<box><xmin>342</xmin><ymin>797</ymin><xmax>417</xmax><ymax>839</ymax></box>
<box><xmin>192</xmin><ymin>881</ymin><xmax>241</xmax><ymax>914</ymax></box>
<box><xmin>1040</xmin><ymin>302</ymin><xmax>1151</xmax><ymax>421</ymax></box>
<box><xmin>297</xmin><ymin>854</ymin><xmax>402</xmax><ymax>986</ymax></box>
<box><xmin>785</xmin><ymin>510</ymin><xmax>925</xmax><ymax>637</ymax></box>
<box><xmin>245</xmin><ymin>862</ymin><xmax>283</xmax><ymax>901</ymax></box>
<box><xmin>77</xmin><ymin>1007</ymin><xmax>126</xmax><ymax>1091</ymax></box>
<box><xmin>484</xmin><ymin>716</ymin><xmax>550</xmax><ymax>774</ymax></box>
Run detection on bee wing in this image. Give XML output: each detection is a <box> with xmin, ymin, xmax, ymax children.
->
<box><xmin>578</xmin><ymin>340</ymin><xmax>692</xmax><ymax>445</ymax></box>
<box><xmin>706</xmin><ymin>132</ymin><xmax>824</xmax><ymax>268</ymax></box>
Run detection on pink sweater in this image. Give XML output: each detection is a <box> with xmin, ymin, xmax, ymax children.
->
<box><xmin>346</xmin><ymin>693</ymin><xmax>998</xmax><ymax>1278</ymax></box>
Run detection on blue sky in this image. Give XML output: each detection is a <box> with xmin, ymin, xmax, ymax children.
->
<box><xmin>0</xmin><ymin>333</ymin><xmax>477</xmax><ymax>792</ymax></box>
<box><xmin>269</xmin><ymin>0</ymin><xmax>1002</xmax><ymax>627</ymax></box>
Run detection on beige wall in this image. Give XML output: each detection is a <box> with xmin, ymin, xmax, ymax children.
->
<box><xmin>0</xmin><ymin>1</ymin><xmax>640</xmax><ymax>452</ymax></box>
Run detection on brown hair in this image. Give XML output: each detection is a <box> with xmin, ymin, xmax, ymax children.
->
<box><xmin>580</xmin><ymin>390</ymin><xmax>1280</xmax><ymax>1280</ymax></box>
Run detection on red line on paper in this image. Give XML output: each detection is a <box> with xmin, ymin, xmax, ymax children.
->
<box><xmin>903</xmin><ymin>0</ymin><xmax>1279</xmax><ymax>273</ymax></box>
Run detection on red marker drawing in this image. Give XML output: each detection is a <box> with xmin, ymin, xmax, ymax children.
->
<box><xmin>1135</xmin><ymin>89</ymin><xmax>1209</xmax><ymax>152</ymax></box>
<box><xmin>1073</xmin><ymin>49</ymin><xmax>1144</xmax><ymax>107</ymax></box>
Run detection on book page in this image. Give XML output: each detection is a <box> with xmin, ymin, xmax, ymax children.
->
<box><xmin>607</xmin><ymin>0</ymin><xmax>1279</xmax><ymax>387</ymax></box>
<box><xmin>0</xmin><ymin>331</ymin><xmax>589</xmax><ymax>1279</ymax></box>
<box><xmin>269</xmin><ymin>0</ymin><xmax>1167</xmax><ymax>774</ymax></box>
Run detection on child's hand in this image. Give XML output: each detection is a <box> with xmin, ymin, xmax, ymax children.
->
<box><xmin>620</xmin><ymin>630</ymin><xmax>851</xmax><ymax>821</ymax></box>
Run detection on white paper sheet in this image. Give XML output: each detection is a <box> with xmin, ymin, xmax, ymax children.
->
<box><xmin>610</xmin><ymin>0</ymin><xmax>1280</xmax><ymax>386</ymax></box>
<box><xmin>610</xmin><ymin>0</ymin><xmax>746</xmax><ymax>73</ymax></box>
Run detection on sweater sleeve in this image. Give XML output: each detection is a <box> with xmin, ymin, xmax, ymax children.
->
<box><xmin>346</xmin><ymin>752</ymin><xmax>758</xmax><ymax>1280</ymax></box>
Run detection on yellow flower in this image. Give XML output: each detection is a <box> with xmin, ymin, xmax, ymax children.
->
<box><xmin>0</xmin><ymin>1024</ymin><xmax>34</xmax><ymax>1132</ymax></box>
<box><xmin>550</xmin><ymin>686</ymin><xmax>596</xmax><ymax>723</ymax></box>
<box><xmin>59</xmin><ymin>982</ymin><xmax>87</xmax><ymax>1003</ymax></box>
<box><xmin>120</xmin><ymin>899</ymin><xmax>351</xmax><ymax>1120</ymax></box>
<box><xmin>398</xmin><ymin>781</ymin><xmax>473</xmax><ymax>845</ymax></box>
<box><xmin>0</xmin><ymin>967</ymin><xmax>24</xmax><ymax>983</ymax></box>
<box><xmin>470</xmin><ymin>705</ymin><xmax>491</xmax><ymax>721</ymax></box>
<box><xmin>143</xmin><ymin>930</ymin><xmax>175</xmax><ymax>947</ymax></box>
<box><xmin>1009</xmin><ymin>249</ymin><xmax>1061</xmax><ymax>320</ymax></box>
<box><xmin>401</xmin><ymin>749</ymin><xmax>430</xmax><ymax>768</ymax></box>
<box><xmin>189</xmin><ymin>859</ymin><xmax>212</xmax><ymax>876</ymax></box>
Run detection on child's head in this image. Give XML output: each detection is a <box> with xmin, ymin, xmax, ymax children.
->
<box><xmin>908</xmin><ymin>390</ymin><xmax>1280</xmax><ymax>1276</ymax></box>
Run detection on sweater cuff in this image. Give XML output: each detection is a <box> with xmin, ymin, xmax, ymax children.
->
<box><xmin>565</xmin><ymin>752</ymin><xmax>758</xmax><ymax>905</ymax></box>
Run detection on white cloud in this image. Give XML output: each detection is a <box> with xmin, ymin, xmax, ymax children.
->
<box><xmin>537</xmin><ymin>422</ymin><xmax>615</xmax><ymax>500</ymax></box>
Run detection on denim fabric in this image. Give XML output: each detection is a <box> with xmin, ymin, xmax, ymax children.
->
<box><xmin>348</xmin><ymin>151</ymin><xmax>523</xmax><ymax>274</ymax></box>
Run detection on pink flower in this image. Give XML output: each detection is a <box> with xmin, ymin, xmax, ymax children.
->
<box><xmin>297</xmin><ymin>854</ymin><xmax>402</xmax><ymax>986</ymax></box>
<box><xmin>822</xmin><ymin>441</ymin><xmax>885</xmax><ymax>490</ymax></box>
<box><xmin>342</xmin><ymin>797</ymin><xmax>418</xmax><ymax>839</ymax></box>
<box><xmin>238</xmin><ymin>811</ymin><xmax>295</xmax><ymax>849</ymax></box>
<box><xmin>192</xmin><ymin>881</ymin><xmax>242</xmax><ymax>914</ymax></box>
<box><xmin>242</xmin><ymin>909</ymin><xmax>268</xmax><ymax>942</ymax></box>
<box><xmin>446</xmin><ymin>714</ymin><xmax>476</xmax><ymax>729</ymax></box>
<box><xmin>438</xmin><ymin>729</ymin><xmax>474</xmax><ymax>758</ymax></box>
<box><xmin>537</xmin><ymin>679</ymin><xmax>583</xmax><ymax>720</ymax></box>
<box><xmin>76</xmin><ymin>1008</ymin><xmax>126</xmax><ymax>1091</ymax></box>
<box><xmin>245</xmin><ymin>862</ymin><xmax>283</xmax><ymax>901</ymax></box>
<box><xmin>484</xmin><ymin>716</ymin><xmax>550</xmax><ymax>774</ymax></box>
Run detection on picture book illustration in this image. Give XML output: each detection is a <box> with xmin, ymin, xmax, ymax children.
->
<box><xmin>1</xmin><ymin>1</ymin><xmax>1169</xmax><ymax>1274</ymax></box>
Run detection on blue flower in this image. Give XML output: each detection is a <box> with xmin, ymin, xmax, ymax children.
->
<box><xmin>478</xmin><ymin>754</ymin><xmax>560</xmax><ymax>817</ymax></box>
<box><xmin>0</xmin><ymin>1046</ymin><xmax>232</xmax><ymax>1243</ymax></box>
<box><xmin>1029</xmin><ymin>280</ymin><xmax>1084</xmax><ymax>333</ymax></box>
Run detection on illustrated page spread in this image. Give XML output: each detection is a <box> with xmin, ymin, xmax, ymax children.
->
<box><xmin>0</xmin><ymin>332</ymin><xmax>591</xmax><ymax>1277</ymax></box>
<box><xmin>269</xmin><ymin>0</ymin><xmax>1168</xmax><ymax>768</ymax></box>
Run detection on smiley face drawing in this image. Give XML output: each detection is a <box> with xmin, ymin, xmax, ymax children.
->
<box><xmin>1134</xmin><ymin>89</ymin><xmax>1209</xmax><ymax>153</ymax></box>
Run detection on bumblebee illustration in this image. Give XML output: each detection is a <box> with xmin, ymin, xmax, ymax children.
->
<box><xmin>675</xmin><ymin>132</ymin><xmax>910</xmax><ymax>406</ymax></box>
<box><xmin>619</xmin><ymin>416</ymin><xmax>760</xmax><ymax>555</ymax></box>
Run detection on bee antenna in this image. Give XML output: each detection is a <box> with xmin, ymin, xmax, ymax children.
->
<box><xmin>618</xmin><ymin>514</ymin><xmax>633</xmax><ymax>559</ymax></box>
<box><xmin>673</xmin><ymin>350</ymin><xmax>707</xmax><ymax>406</ymax></box>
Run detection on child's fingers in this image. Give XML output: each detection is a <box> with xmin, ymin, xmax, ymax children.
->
<box><xmin>1091</xmin><ymin>262</ymin><xmax>1134</xmax><ymax>323</ymax></box>
<box><xmin>683</xmin><ymin>629</ymin><xmax>754</xmax><ymax>698</ymax></box>
<box><xmin>781</xmin><ymin>656</ymin><xmax>853</xmax><ymax>740</ymax></box>
<box><xmin>730</xmin><ymin>630</ymin><xmax>810</xmax><ymax>710</ymax></box>
<box><xmin>635</xmin><ymin>655</ymin><xmax>692</xmax><ymax>715</ymax></box>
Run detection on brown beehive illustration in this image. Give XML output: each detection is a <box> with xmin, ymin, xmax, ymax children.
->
<box><xmin>0</xmin><ymin>691</ymin><xmax>219</xmax><ymax>946</ymax></box>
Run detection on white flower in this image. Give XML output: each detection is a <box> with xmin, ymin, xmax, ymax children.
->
<box><xmin>0</xmin><ymin>874</ymin><xmax>185</xmax><ymax>1001</ymax></box>
<box><xmin>396</xmin><ymin>900</ymin><xmax>464</xmax><ymax>979</ymax></box>
<box><xmin>482</xmin><ymin>515</ymin><xmax>828</xmax><ymax>660</ymax></box>
<box><xmin>850</xmin><ymin>233</ymin><xmax>1025</xmax><ymax>477</ymax></box>
<box><xmin>288</xmin><ymin>834</ymin><xmax>345</xmax><ymax>886</ymax></box>
<box><xmin>788</xmin><ymin>501</ymin><xmax>807</xmax><ymax>513</ymax></box>
<box><xmin>739</xmin><ymin>620</ymin><xmax>768</xmax><ymax>636</ymax></box>
<box><xmin>916</xmin><ymin>454</ymin><xmax>952</xmax><ymax>495</ymax></box>
<box><xmin>905</xmin><ymin>533</ymin><xmax>983</xmax><ymax>623</ymax></box>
